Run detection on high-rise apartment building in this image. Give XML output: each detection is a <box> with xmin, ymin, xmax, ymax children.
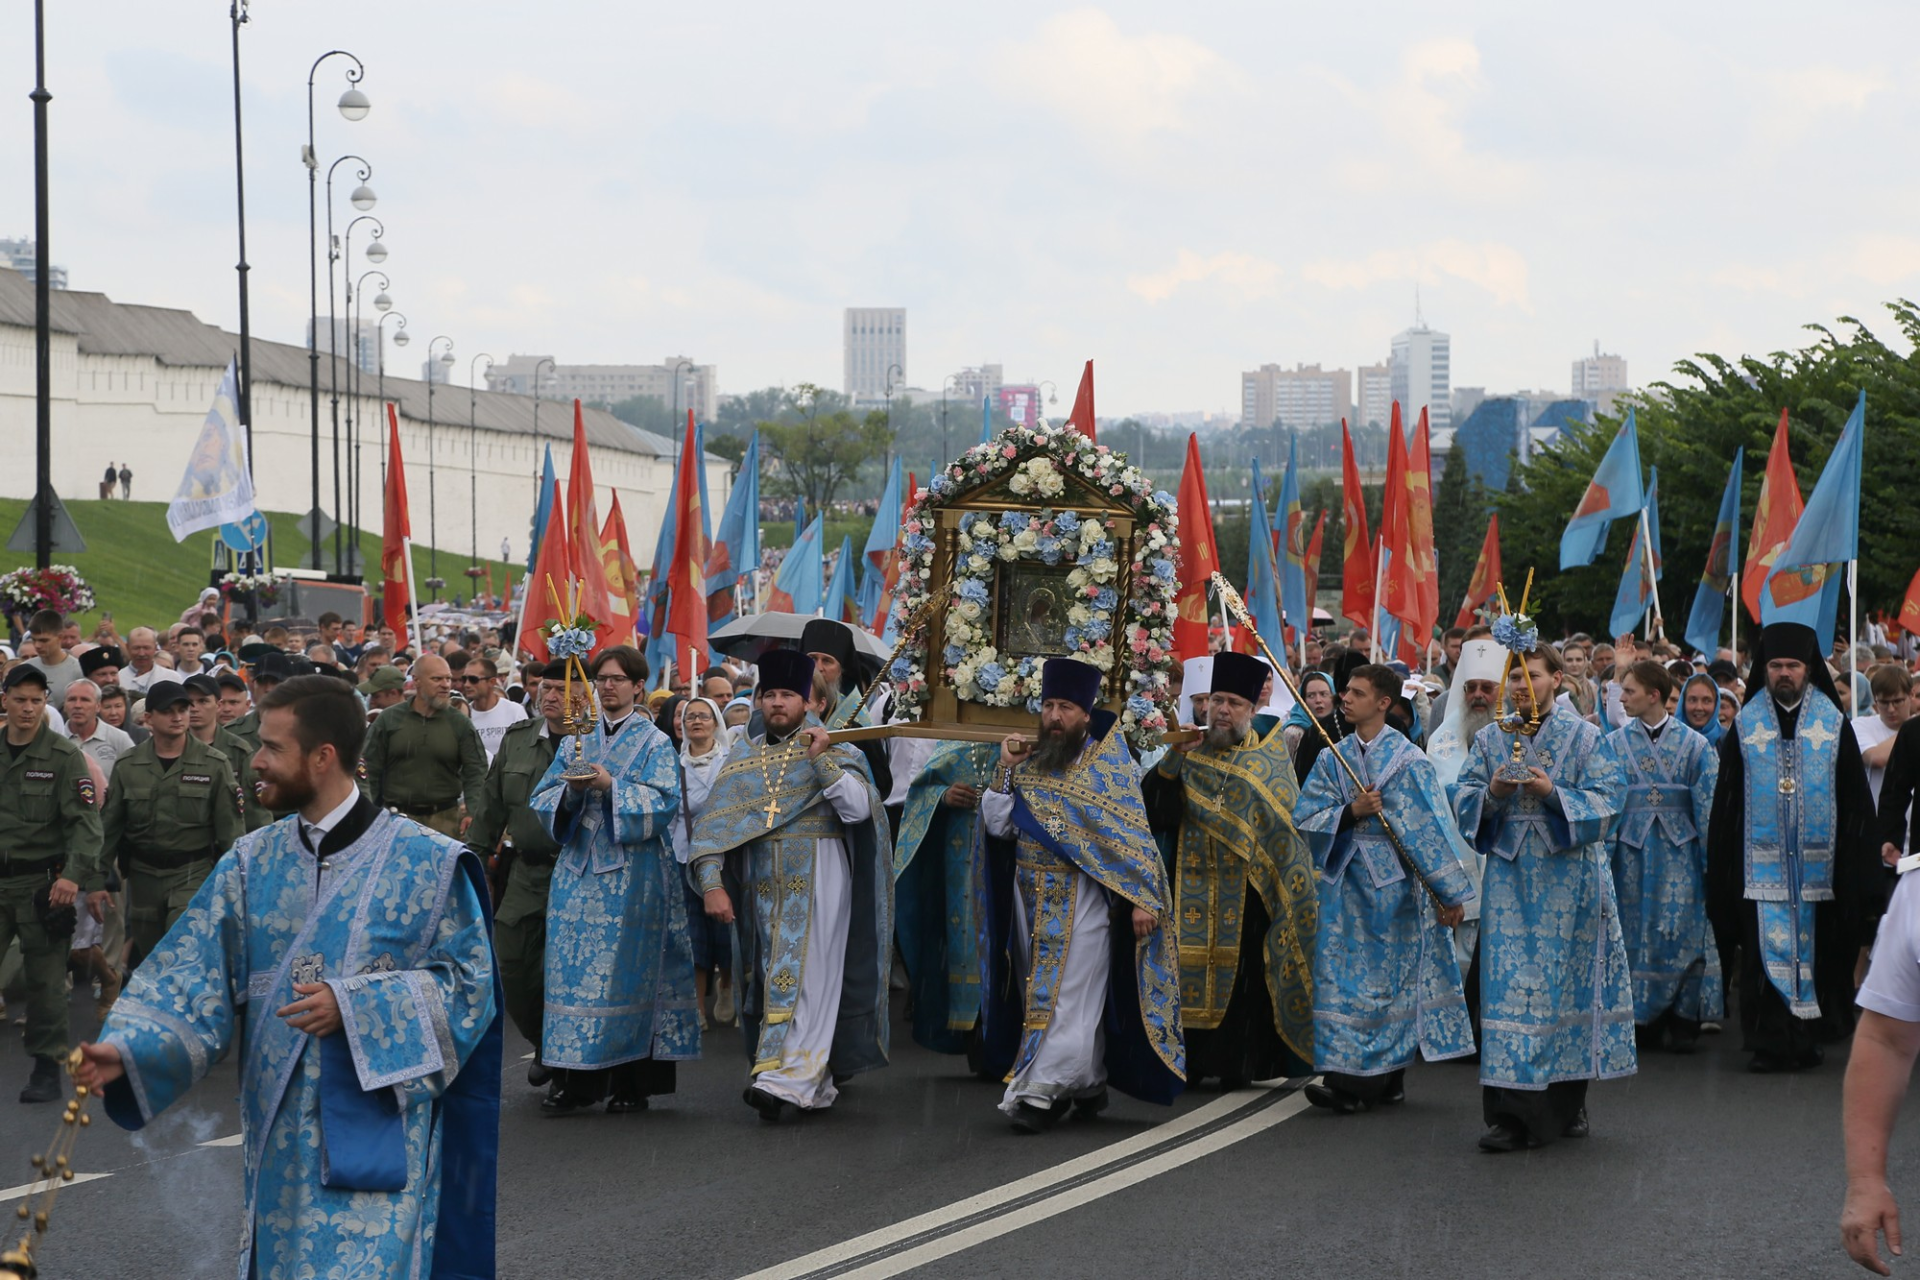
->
<box><xmin>1355</xmin><ymin>362</ymin><xmax>1393</xmax><ymax>429</ymax></box>
<box><xmin>484</xmin><ymin>354</ymin><xmax>717</xmax><ymax>421</ymax></box>
<box><xmin>306</xmin><ymin>318</ymin><xmax>381</xmax><ymax>375</ymax></box>
<box><xmin>1572</xmin><ymin>344</ymin><xmax>1630</xmax><ymax>416</ymax></box>
<box><xmin>0</xmin><ymin>239</ymin><xmax>66</xmax><ymax>290</ymax></box>
<box><xmin>844</xmin><ymin>307</ymin><xmax>906</xmax><ymax>400</ymax></box>
<box><xmin>1239</xmin><ymin>363</ymin><xmax>1353</xmax><ymax>430</ymax></box>
<box><xmin>954</xmin><ymin>364</ymin><xmax>1003</xmax><ymax>405</ymax></box>
<box><xmin>1390</xmin><ymin>322</ymin><xmax>1452</xmax><ymax>432</ymax></box>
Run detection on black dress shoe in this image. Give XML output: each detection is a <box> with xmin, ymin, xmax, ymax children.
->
<box><xmin>1380</xmin><ymin>1082</ymin><xmax>1406</xmax><ymax>1106</ymax></box>
<box><xmin>1562</xmin><ymin>1107</ymin><xmax>1589</xmax><ymax>1139</ymax></box>
<box><xmin>527</xmin><ymin>1060</ymin><xmax>553</xmax><ymax>1087</ymax></box>
<box><xmin>1304</xmin><ymin>1083</ymin><xmax>1365</xmax><ymax>1115</ymax></box>
<box><xmin>1747</xmin><ymin>1051</ymin><xmax>1786</xmax><ymax>1074</ymax></box>
<box><xmin>1009</xmin><ymin>1100</ymin><xmax>1062</xmax><ymax>1134</ymax></box>
<box><xmin>744</xmin><ymin>1086</ymin><xmax>794</xmax><ymax>1123</ymax></box>
<box><xmin>18</xmin><ymin>1057</ymin><xmax>59</xmax><ymax>1105</ymax></box>
<box><xmin>1071</xmin><ymin>1088</ymin><xmax>1109</xmax><ymax>1120</ymax></box>
<box><xmin>1477</xmin><ymin>1123</ymin><xmax>1537</xmax><ymax>1153</ymax></box>
<box><xmin>540</xmin><ymin>1083</ymin><xmax>598</xmax><ymax>1116</ymax></box>
<box><xmin>605</xmin><ymin>1092</ymin><xmax>648</xmax><ymax>1115</ymax></box>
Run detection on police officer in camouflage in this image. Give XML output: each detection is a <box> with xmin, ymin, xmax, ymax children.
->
<box><xmin>101</xmin><ymin>680</ymin><xmax>244</xmax><ymax>968</ymax></box>
<box><xmin>183</xmin><ymin>675</ymin><xmax>270</xmax><ymax>833</ymax></box>
<box><xmin>360</xmin><ymin>654</ymin><xmax>487</xmax><ymax>839</ymax></box>
<box><xmin>0</xmin><ymin>666</ymin><xmax>108</xmax><ymax>1103</ymax></box>
<box><xmin>468</xmin><ymin>661</ymin><xmax>565</xmax><ymax>1086</ymax></box>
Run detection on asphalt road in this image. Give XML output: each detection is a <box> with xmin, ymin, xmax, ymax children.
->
<box><xmin>0</xmin><ymin>987</ymin><xmax>1908</xmax><ymax>1279</ymax></box>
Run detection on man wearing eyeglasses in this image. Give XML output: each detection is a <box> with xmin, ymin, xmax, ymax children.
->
<box><xmin>462</xmin><ymin>654</ymin><xmax>527</xmax><ymax>765</ymax></box>
<box><xmin>360</xmin><ymin>653</ymin><xmax>488</xmax><ymax>839</ymax></box>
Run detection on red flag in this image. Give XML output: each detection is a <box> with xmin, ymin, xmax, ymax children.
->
<box><xmin>1900</xmin><ymin>568</ymin><xmax>1920</xmax><ymax>637</ymax></box>
<box><xmin>665</xmin><ymin>410</ymin><xmax>710</xmax><ymax>671</ymax></box>
<box><xmin>1378</xmin><ymin>404</ymin><xmax>1411</xmax><ymax>622</ymax></box>
<box><xmin>1455</xmin><ymin>513</ymin><xmax>1503</xmax><ymax>628</ymax></box>
<box><xmin>1066</xmin><ymin>360</ymin><xmax>1097</xmax><ymax>443</ymax></box>
<box><xmin>1339</xmin><ymin>419</ymin><xmax>1374</xmax><ymax>631</ymax></box>
<box><xmin>565</xmin><ymin>401</ymin><xmax>618</xmax><ymax>654</ymax></box>
<box><xmin>1386</xmin><ymin>406</ymin><xmax>1440</xmax><ymax>641</ymax></box>
<box><xmin>601</xmin><ymin>494</ymin><xmax>640</xmax><ymax>645</ymax></box>
<box><xmin>518</xmin><ymin>479</ymin><xmax>571</xmax><ymax>663</ymax></box>
<box><xmin>1302</xmin><ymin>510</ymin><xmax>1327</xmax><ymax>626</ymax></box>
<box><xmin>1741</xmin><ymin>409</ymin><xmax>1804</xmax><ymax>623</ymax></box>
<box><xmin>1173</xmin><ymin>433</ymin><xmax>1219</xmax><ymax>659</ymax></box>
<box><xmin>380</xmin><ymin>405</ymin><xmax>413</xmax><ymax>638</ymax></box>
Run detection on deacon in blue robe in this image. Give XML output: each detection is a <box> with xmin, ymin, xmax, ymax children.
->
<box><xmin>1707</xmin><ymin>622</ymin><xmax>1884</xmax><ymax>1073</ymax></box>
<box><xmin>690</xmin><ymin>650</ymin><xmax>893</xmax><ymax>1121</ymax></box>
<box><xmin>1296</xmin><ymin>662</ymin><xmax>1476</xmax><ymax>1113</ymax></box>
<box><xmin>78</xmin><ymin>675</ymin><xmax>500</xmax><ymax>1280</ymax></box>
<box><xmin>893</xmin><ymin>741</ymin><xmax>996</xmax><ymax>1057</ymax></box>
<box><xmin>1603</xmin><ymin>660</ymin><xmax>1722</xmax><ymax>1053</ymax></box>
<box><xmin>530</xmin><ymin>644</ymin><xmax>699</xmax><ymax>1115</ymax></box>
<box><xmin>1453</xmin><ymin>646</ymin><xmax>1632</xmax><ymax>1152</ymax></box>
<box><xmin>976</xmin><ymin>658</ymin><xmax>1184</xmax><ymax>1133</ymax></box>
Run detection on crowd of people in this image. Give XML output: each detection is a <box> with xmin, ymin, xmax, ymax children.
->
<box><xmin>0</xmin><ymin>580</ymin><xmax>1910</xmax><ymax>1275</ymax></box>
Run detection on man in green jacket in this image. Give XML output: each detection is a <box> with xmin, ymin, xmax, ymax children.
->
<box><xmin>183</xmin><ymin>675</ymin><xmax>269</xmax><ymax>832</ymax></box>
<box><xmin>102</xmin><ymin>680</ymin><xmax>245</xmax><ymax>968</ymax></box>
<box><xmin>0</xmin><ymin>665</ymin><xmax>107</xmax><ymax>1103</ymax></box>
<box><xmin>468</xmin><ymin>661</ymin><xmax>564</xmax><ymax>1085</ymax></box>
<box><xmin>361</xmin><ymin>654</ymin><xmax>487</xmax><ymax>838</ymax></box>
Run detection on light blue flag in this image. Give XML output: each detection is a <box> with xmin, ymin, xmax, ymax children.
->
<box><xmin>1245</xmin><ymin>458</ymin><xmax>1285</xmax><ymax>649</ymax></box>
<box><xmin>1559</xmin><ymin>409</ymin><xmax>1644</xmax><ymax>570</ymax></box>
<box><xmin>857</xmin><ymin>555</ymin><xmax>882</xmax><ymax>631</ymax></box>
<box><xmin>864</xmin><ymin>458</ymin><xmax>902</xmax><ymax>572</ymax></box>
<box><xmin>794</xmin><ymin>494</ymin><xmax>807</xmax><ymax>542</ymax></box>
<box><xmin>825</xmin><ymin>535</ymin><xmax>859</xmax><ymax>627</ymax></box>
<box><xmin>642</xmin><ymin>441</ymin><xmax>684</xmax><ymax>682</ymax></box>
<box><xmin>1277</xmin><ymin>433</ymin><xmax>1310</xmax><ymax>636</ymax></box>
<box><xmin>526</xmin><ymin>444</ymin><xmax>557</xmax><ymax>576</ymax></box>
<box><xmin>1609</xmin><ymin>469</ymin><xmax>1660</xmax><ymax>639</ymax></box>
<box><xmin>772</xmin><ymin>514</ymin><xmax>825</xmax><ymax>616</ymax></box>
<box><xmin>1684</xmin><ymin>449</ymin><xmax>1743</xmax><ymax>656</ymax></box>
<box><xmin>981</xmin><ymin>395</ymin><xmax>993</xmax><ymax>446</ymax></box>
<box><xmin>1763</xmin><ymin>391</ymin><xmax>1863</xmax><ymax>649</ymax></box>
<box><xmin>707</xmin><ymin>430</ymin><xmax>760</xmax><ymax>628</ymax></box>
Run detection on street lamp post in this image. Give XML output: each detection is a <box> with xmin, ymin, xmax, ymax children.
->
<box><xmin>469</xmin><ymin>354</ymin><xmax>493</xmax><ymax>582</ymax></box>
<box><xmin>1037</xmin><ymin>379</ymin><xmax>1059</xmax><ymax>429</ymax></box>
<box><xmin>671</xmin><ymin>359</ymin><xmax>695</xmax><ymax>448</ymax></box>
<box><xmin>229</xmin><ymin>1</ymin><xmax>254</xmax><ymax>477</ymax></box>
<box><xmin>376</xmin><ymin>313</ymin><xmax>408</xmax><ymax>491</ymax></box>
<box><xmin>347</xmin><ymin>264</ymin><xmax>389</xmax><ymax>577</ymax></box>
<box><xmin>530</xmin><ymin>356</ymin><xmax>555</xmax><ymax>505</ymax></box>
<box><xmin>882</xmin><ymin>363</ymin><xmax>902</xmax><ymax>477</ymax></box>
<box><xmin>336</xmin><ymin>211</ymin><xmax>381</xmax><ymax>573</ymax></box>
<box><xmin>304</xmin><ymin>49</ymin><xmax>368</xmax><ymax>570</ymax></box>
<box><xmin>425</xmin><ymin>336</ymin><xmax>455</xmax><ymax>600</ymax></box>
<box><xmin>29</xmin><ymin>0</ymin><xmax>51</xmax><ymax>568</ymax></box>
<box><xmin>940</xmin><ymin>373</ymin><xmax>963</xmax><ymax>467</ymax></box>
<box><xmin>323</xmin><ymin>159</ymin><xmax>375</xmax><ymax>575</ymax></box>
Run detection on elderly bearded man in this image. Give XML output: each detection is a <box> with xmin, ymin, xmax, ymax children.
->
<box><xmin>977</xmin><ymin>658</ymin><xmax>1184</xmax><ymax>1133</ymax></box>
<box><xmin>1152</xmin><ymin>651</ymin><xmax>1315</xmax><ymax>1088</ymax></box>
<box><xmin>690</xmin><ymin>651</ymin><xmax>892</xmax><ymax>1123</ymax></box>
<box><xmin>1296</xmin><ymin>663</ymin><xmax>1475</xmax><ymax>1114</ymax></box>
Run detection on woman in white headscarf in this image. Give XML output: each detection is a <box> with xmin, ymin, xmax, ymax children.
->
<box><xmin>675</xmin><ymin>696</ymin><xmax>735</xmax><ymax>1028</ymax></box>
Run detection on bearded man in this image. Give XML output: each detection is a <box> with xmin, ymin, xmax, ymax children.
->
<box><xmin>1152</xmin><ymin>651</ymin><xmax>1316</xmax><ymax>1087</ymax></box>
<box><xmin>976</xmin><ymin>658</ymin><xmax>1184</xmax><ymax>1131</ymax></box>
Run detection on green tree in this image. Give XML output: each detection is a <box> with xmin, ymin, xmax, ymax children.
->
<box><xmin>606</xmin><ymin>393</ymin><xmax>677</xmax><ymax>437</ymax></box>
<box><xmin>1432</xmin><ymin>438</ymin><xmax>1489</xmax><ymax>623</ymax></box>
<box><xmin>758</xmin><ymin>383</ymin><xmax>894</xmax><ymax>516</ymax></box>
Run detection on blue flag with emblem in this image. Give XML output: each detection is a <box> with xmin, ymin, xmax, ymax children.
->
<box><xmin>1559</xmin><ymin>410</ymin><xmax>1644</xmax><ymax>570</ymax></box>
<box><xmin>1684</xmin><ymin>448</ymin><xmax>1743</xmax><ymax>657</ymax></box>
<box><xmin>1763</xmin><ymin>391</ymin><xmax>1863</xmax><ymax>650</ymax></box>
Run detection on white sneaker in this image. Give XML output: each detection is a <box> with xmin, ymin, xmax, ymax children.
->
<box><xmin>713</xmin><ymin>983</ymin><xmax>736</xmax><ymax>1025</ymax></box>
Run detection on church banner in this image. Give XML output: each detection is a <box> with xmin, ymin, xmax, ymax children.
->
<box><xmin>166</xmin><ymin>359</ymin><xmax>257</xmax><ymax>541</ymax></box>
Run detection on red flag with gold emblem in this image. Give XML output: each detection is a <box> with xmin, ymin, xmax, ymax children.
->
<box><xmin>1741</xmin><ymin>409</ymin><xmax>1805</xmax><ymax>623</ymax></box>
<box><xmin>1384</xmin><ymin>406</ymin><xmax>1439</xmax><ymax>643</ymax></box>
<box><xmin>565</xmin><ymin>401</ymin><xmax>618</xmax><ymax>655</ymax></box>
<box><xmin>380</xmin><ymin>405</ymin><xmax>413</xmax><ymax>637</ymax></box>
<box><xmin>1899</xmin><ymin>567</ymin><xmax>1920</xmax><ymax>637</ymax></box>
<box><xmin>1302</xmin><ymin>510</ymin><xmax>1327</xmax><ymax>625</ymax></box>
<box><xmin>600</xmin><ymin>493</ymin><xmax>640</xmax><ymax>646</ymax></box>
<box><xmin>1455</xmin><ymin>513</ymin><xmax>1502</xmax><ymax>628</ymax></box>
<box><xmin>1338</xmin><ymin>419</ymin><xmax>1374</xmax><ymax>631</ymax></box>
<box><xmin>1173</xmin><ymin>433</ymin><xmax>1218</xmax><ymax>659</ymax></box>
<box><xmin>518</xmin><ymin>479</ymin><xmax>571</xmax><ymax>664</ymax></box>
<box><xmin>664</xmin><ymin>410</ymin><xmax>710</xmax><ymax>671</ymax></box>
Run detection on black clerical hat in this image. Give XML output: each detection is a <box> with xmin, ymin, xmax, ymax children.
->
<box><xmin>79</xmin><ymin>646</ymin><xmax>125</xmax><ymax>677</ymax></box>
<box><xmin>1039</xmin><ymin>658</ymin><xmax>1102</xmax><ymax>714</ymax></box>
<box><xmin>1209</xmin><ymin>651</ymin><xmax>1267</xmax><ymax>706</ymax></box>
<box><xmin>758</xmin><ymin>649</ymin><xmax>816</xmax><ymax>699</ymax></box>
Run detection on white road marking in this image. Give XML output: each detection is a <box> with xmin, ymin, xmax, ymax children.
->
<box><xmin>0</xmin><ymin>1172</ymin><xmax>111</xmax><ymax>1202</ymax></box>
<box><xmin>740</xmin><ymin>1085</ymin><xmax>1305</xmax><ymax>1280</ymax></box>
<box><xmin>199</xmin><ymin>1134</ymin><xmax>244</xmax><ymax>1148</ymax></box>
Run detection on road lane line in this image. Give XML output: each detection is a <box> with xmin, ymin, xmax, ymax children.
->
<box><xmin>739</xmin><ymin>1083</ymin><xmax>1303</xmax><ymax>1280</ymax></box>
<box><xmin>199</xmin><ymin>1134</ymin><xmax>243</xmax><ymax>1148</ymax></box>
<box><xmin>0</xmin><ymin>1172</ymin><xmax>111</xmax><ymax>1201</ymax></box>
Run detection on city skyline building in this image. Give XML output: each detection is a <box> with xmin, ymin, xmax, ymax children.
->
<box><xmin>306</xmin><ymin>317</ymin><xmax>381</xmax><ymax>375</ymax></box>
<box><xmin>485</xmin><ymin>353</ymin><xmax>717</xmax><ymax>420</ymax></box>
<box><xmin>843</xmin><ymin>307</ymin><xmax>906</xmax><ymax>401</ymax></box>
<box><xmin>1239</xmin><ymin>362</ymin><xmax>1353</xmax><ymax>431</ymax></box>
<box><xmin>1572</xmin><ymin>343</ymin><xmax>1631</xmax><ymax>416</ymax></box>
<box><xmin>0</xmin><ymin>237</ymin><xmax>66</xmax><ymax>291</ymax></box>
<box><xmin>1355</xmin><ymin>361</ymin><xmax>1392</xmax><ymax>430</ymax></box>
<box><xmin>1390</xmin><ymin>320</ymin><xmax>1452</xmax><ymax>432</ymax></box>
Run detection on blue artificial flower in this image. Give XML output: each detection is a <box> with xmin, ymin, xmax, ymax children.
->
<box><xmin>1054</xmin><ymin>511</ymin><xmax>1081</xmax><ymax>535</ymax></box>
<box><xmin>1092</xmin><ymin>586</ymin><xmax>1119</xmax><ymax>611</ymax></box>
<box><xmin>942</xmin><ymin>644</ymin><xmax>965</xmax><ymax>666</ymax></box>
<box><xmin>890</xmin><ymin>657</ymin><xmax>913</xmax><ymax>681</ymax></box>
<box><xmin>1082</xmin><ymin>617</ymin><xmax>1111</xmax><ymax>642</ymax></box>
<box><xmin>931</xmin><ymin>475</ymin><xmax>956</xmax><ymax>498</ymax></box>
<box><xmin>1085</xmin><ymin>539</ymin><xmax>1115</xmax><ymax>563</ymax></box>
<box><xmin>977</xmin><ymin>661</ymin><xmax>1007</xmax><ymax>693</ymax></box>
<box><xmin>1038</xmin><ymin>536</ymin><xmax>1063</xmax><ymax>565</ymax></box>
<box><xmin>1491</xmin><ymin>613</ymin><xmax>1539</xmax><ymax>654</ymax></box>
<box><xmin>957</xmin><ymin>578</ymin><xmax>990</xmax><ymax>606</ymax></box>
<box><xmin>999</xmin><ymin>510</ymin><xmax>1026</xmax><ymax>531</ymax></box>
<box><xmin>548</xmin><ymin>626</ymin><xmax>597</xmax><ymax>659</ymax></box>
<box><xmin>1025</xmin><ymin>696</ymin><xmax>1043</xmax><ymax>714</ymax></box>
<box><xmin>1153</xmin><ymin>490</ymin><xmax>1176</xmax><ymax>509</ymax></box>
<box><xmin>1064</xmin><ymin>626</ymin><xmax>1083</xmax><ymax>650</ymax></box>
<box><xmin>1149</xmin><ymin>557</ymin><xmax>1176</xmax><ymax>583</ymax></box>
<box><xmin>903</xmin><ymin>533</ymin><xmax>934</xmax><ymax>556</ymax></box>
<box><xmin>1127</xmin><ymin>694</ymin><xmax>1154</xmax><ymax>719</ymax></box>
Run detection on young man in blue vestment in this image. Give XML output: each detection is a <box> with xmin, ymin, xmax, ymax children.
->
<box><xmin>1707</xmin><ymin>622</ymin><xmax>1884</xmax><ymax>1074</ymax></box>
<box><xmin>1453</xmin><ymin>643</ymin><xmax>1633</xmax><ymax>1152</ymax></box>
<box><xmin>1296</xmin><ymin>663</ymin><xmax>1474</xmax><ymax>1114</ymax></box>
<box><xmin>978</xmin><ymin>658</ymin><xmax>1185</xmax><ymax>1133</ymax></box>
<box><xmin>530</xmin><ymin>644</ymin><xmax>699</xmax><ymax>1115</ymax></box>
<box><xmin>690</xmin><ymin>650</ymin><xmax>893</xmax><ymax>1123</ymax></box>
<box><xmin>1604</xmin><ymin>659</ymin><xmax>1722</xmax><ymax>1054</ymax></box>
<box><xmin>77</xmin><ymin>675</ymin><xmax>502</xmax><ymax>1280</ymax></box>
<box><xmin>893</xmin><ymin>740</ymin><xmax>996</xmax><ymax>1058</ymax></box>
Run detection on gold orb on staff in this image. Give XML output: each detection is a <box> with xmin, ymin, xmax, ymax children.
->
<box><xmin>540</xmin><ymin>575</ymin><xmax>603</xmax><ymax>782</ymax></box>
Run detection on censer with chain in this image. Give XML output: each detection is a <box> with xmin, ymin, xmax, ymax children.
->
<box><xmin>0</xmin><ymin>1049</ymin><xmax>95</xmax><ymax>1279</ymax></box>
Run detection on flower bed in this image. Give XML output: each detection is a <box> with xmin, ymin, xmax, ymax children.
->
<box><xmin>0</xmin><ymin>565</ymin><xmax>97</xmax><ymax>615</ymax></box>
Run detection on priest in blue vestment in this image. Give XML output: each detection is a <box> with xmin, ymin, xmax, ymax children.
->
<box><xmin>893</xmin><ymin>740</ymin><xmax>996</xmax><ymax>1057</ymax></box>
<box><xmin>1603</xmin><ymin>658</ymin><xmax>1722</xmax><ymax>1054</ymax></box>
<box><xmin>530</xmin><ymin>644</ymin><xmax>699</xmax><ymax>1115</ymax></box>
<box><xmin>1296</xmin><ymin>662</ymin><xmax>1475</xmax><ymax>1114</ymax></box>
<box><xmin>77</xmin><ymin>675</ymin><xmax>501</xmax><ymax>1280</ymax></box>
<box><xmin>977</xmin><ymin>658</ymin><xmax>1184</xmax><ymax>1133</ymax></box>
<box><xmin>1453</xmin><ymin>642</ymin><xmax>1633</xmax><ymax>1152</ymax></box>
<box><xmin>1706</xmin><ymin>621</ymin><xmax>1884</xmax><ymax>1073</ymax></box>
<box><xmin>690</xmin><ymin>650</ymin><xmax>893</xmax><ymax>1122</ymax></box>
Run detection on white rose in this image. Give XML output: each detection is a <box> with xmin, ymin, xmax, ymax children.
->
<box><xmin>1008</xmin><ymin>474</ymin><xmax>1031</xmax><ymax>495</ymax></box>
<box><xmin>968</xmin><ymin>554</ymin><xmax>989</xmax><ymax>572</ymax></box>
<box><xmin>958</xmin><ymin>601</ymin><xmax>982</xmax><ymax>622</ymax></box>
<box><xmin>957</xmin><ymin>534</ymin><xmax>973</xmax><ymax>553</ymax></box>
<box><xmin>1014</xmin><ymin>529</ymin><xmax>1039</xmax><ymax>552</ymax></box>
<box><xmin>1067</xmin><ymin>568</ymin><xmax>1090</xmax><ymax>588</ymax></box>
<box><xmin>1068</xmin><ymin>605</ymin><xmax>1092</xmax><ymax>626</ymax></box>
<box><xmin>973</xmin><ymin>521</ymin><xmax>995</xmax><ymax>540</ymax></box>
<box><xmin>997</xmin><ymin>544</ymin><xmax>1018</xmax><ymax>562</ymax></box>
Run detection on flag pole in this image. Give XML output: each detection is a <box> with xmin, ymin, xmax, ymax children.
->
<box><xmin>401</xmin><ymin>535</ymin><xmax>424</xmax><ymax>656</ymax></box>
<box><xmin>1727</xmin><ymin>578</ymin><xmax>1738</xmax><ymax>662</ymax></box>
<box><xmin>1368</xmin><ymin>539</ymin><xmax>1386</xmax><ymax>662</ymax></box>
<box><xmin>1849</xmin><ymin>560</ymin><xmax>1860</xmax><ymax>695</ymax></box>
<box><xmin>1638</xmin><ymin>506</ymin><xmax>1665</xmax><ymax>641</ymax></box>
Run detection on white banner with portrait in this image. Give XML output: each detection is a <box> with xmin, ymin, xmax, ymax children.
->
<box><xmin>166</xmin><ymin>358</ymin><xmax>257</xmax><ymax>541</ymax></box>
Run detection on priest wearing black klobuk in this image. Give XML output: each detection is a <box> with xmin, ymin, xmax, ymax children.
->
<box><xmin>977</xmin><ymin>657</ymin><xmax>1185</xmax><ymax>1133</ymax></box>
<box><xmin>1706</xmin><ymin>620</ymin><xmax>1884</xmax><ymax>1073</ymax></box>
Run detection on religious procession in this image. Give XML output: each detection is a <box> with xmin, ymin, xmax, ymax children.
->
<box><xmin>1</xmin><ymin>349</ymin><xmax>1918</xmax><ymax>1278</ymax></box>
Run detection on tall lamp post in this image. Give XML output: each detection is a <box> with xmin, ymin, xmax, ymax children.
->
<box><xmin>322</xmin><ymin>160</ymin><xmax>375</xmax><ymax>574</ymax></box>
<box><xmin>304</xmin><ymin>50</ymin><xmax>368</xmax><ymax>569</ymax></box>
<box><xmin>940</xmin><ymin>373</ymin><xmax>962</xmax><ymax>467</ymax></box>
<box><xmin>228</xmin><ymin>1</ymin><xmax>254</xmax><ymax>476</ymax></box>
<box><xmin>29</xmin><ymin>0</ymin><xmax>51</xmax><ymax>567</ymax></box>
<box><xmin>334</xmin><ymin>212</ymin><xmax>382</xmax><ymax>573</ymax></box>
<box><xmin>670</xmin><ymin>358</ymin><xmax>695</xmax><ymax>448</ymax></box>
<box><xmin>882</xmin><ymin>363</ymin><xmax>902</xmax><ymax>477</ymax></box>
<box><xmin>376</xmin><ymin>313</ymin><xmax>408</xmax><ymax>492</ymax></box>
<box><xmin>1037</xmin><ymin>379</ymin><xmax>1058</xmax><ymax>429</ymax></box>
<box><xmin>347</xmin><ymin>265</ymin><xmax>389</xmax><ymax>576</ymax></box>
<box><xmin>425</xmin><ymin>336</ymin><xmax>455</xmax><ymax>600</ymax></box>
<box><xmin>468</xmin><ymin>353</ymin><xmax>493</xmax><ymax>582</ymax></box>
<box><xmin>529</xmin><ymin>356</ymin><xmax>556</xmax><ymax>505</ymax></box>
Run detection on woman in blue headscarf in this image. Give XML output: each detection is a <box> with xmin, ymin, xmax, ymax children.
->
<box><xmin>1679</xmin><ymin>672</ymin><xmax>1726</xmax><ymax>746</ymax></box>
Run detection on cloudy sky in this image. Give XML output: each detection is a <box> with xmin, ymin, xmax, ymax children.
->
<box><xmin>4</xmin><ymin>1</ymin><xmax>1915</xmax><ymax>418</ymax></box>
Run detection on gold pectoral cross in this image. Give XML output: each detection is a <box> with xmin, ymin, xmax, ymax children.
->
<box><xmin>763</xmin><ymin>796</ymin><xmax>783</xmax><ymax>829</ymax></box>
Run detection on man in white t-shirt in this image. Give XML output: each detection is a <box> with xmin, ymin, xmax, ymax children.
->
<box><xmin>64</xmin><ymin>679</ymin><xmax>133</xmax><ymax>777</ymax></box>
<box><xmin>1852</xmin><ymin>665</ymin><xmax>1913</xmax><ymax>808</ymax></box>
<box><xmin>462</xmin><ymin>653</ymin><xmax>527</xmax><ymax>763</ymax></box>
<box><xmin>1842</xmin><ymin>867</ymin><xmax>1920</xmax><ymax>1274</ymax></box>
<box><xmin>119</xmin><ymin>627</ymin><xmax>184</xmax><ymax>695</ymax></box>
